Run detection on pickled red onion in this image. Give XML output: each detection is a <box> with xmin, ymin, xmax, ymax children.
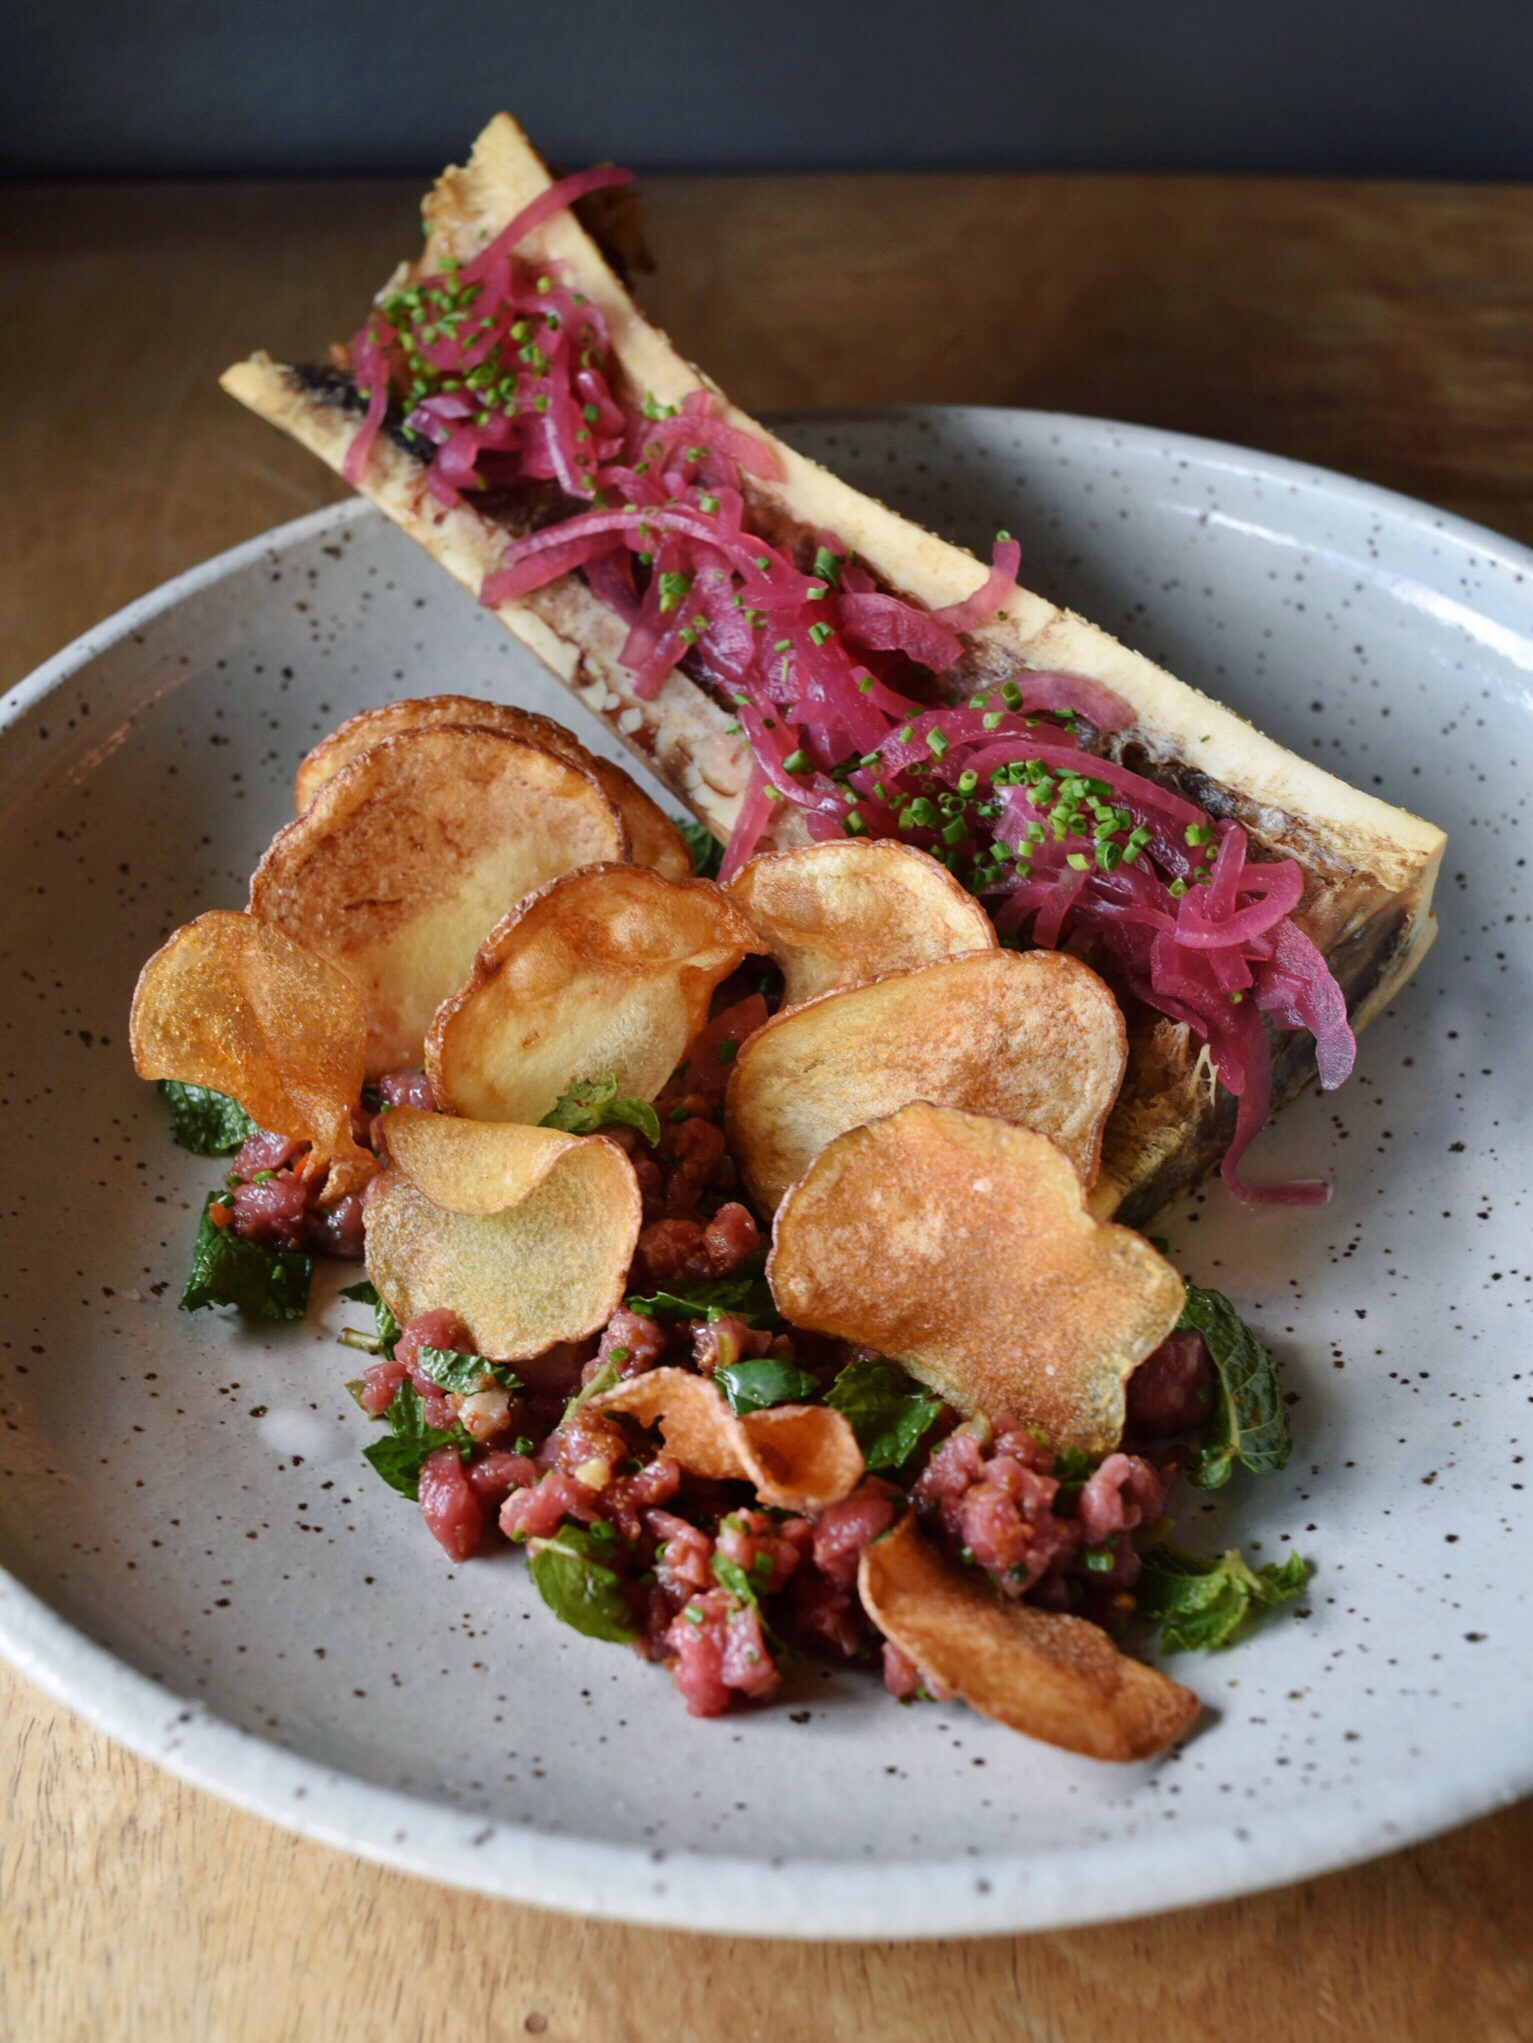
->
<box><xmin>460</xmin><ymin>165</ymin><xmax>634</xmax><ymax>283</ymax></box>
<box><xmin>932</xmin><ymin>537</ymin><xmax>1020</xmax><ymax>632</ymax></box>
<box><xmin>333</xmin><ymin>164</ymin><xmax>1358</xmax><ymax>1196</ymax></box>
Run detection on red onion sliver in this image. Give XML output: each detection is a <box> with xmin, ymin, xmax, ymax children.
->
<box><xmin>932</xmin><ymin>537</ymin><xmax>1021</xmax><ymax>632</ymax></box>
<box><xmin>461</xmin><ymin>165</ymin><xmax>635</xmax><ymax>284</ymax></box>
<box><xmin>838</xmin><ymin>593</ymin><xmax>963</xmax><ymax>672</ymax></box>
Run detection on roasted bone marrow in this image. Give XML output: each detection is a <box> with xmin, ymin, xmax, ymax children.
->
<box><xmin>223</xmin><ymin>113</ymin><xmax>1444</xmax><ymax>1220</ymax></box>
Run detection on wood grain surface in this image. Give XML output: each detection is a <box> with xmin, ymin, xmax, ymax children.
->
<box><xmin>4</xmin><ymin>172</ymin><xmax>1532</xmax><ymax>2041</ymax></box>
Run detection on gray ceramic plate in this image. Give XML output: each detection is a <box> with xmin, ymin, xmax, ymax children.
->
<box><xmin>1</xmin><ymin>409</ymin><xmax>1529</xmax><ymax>1938</ymax></box>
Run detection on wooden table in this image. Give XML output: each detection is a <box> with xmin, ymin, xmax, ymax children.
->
<box><xmin>5</xmin><ymin>173</ymin><xmax>1532</xmax><ymax>2041</ymax></box>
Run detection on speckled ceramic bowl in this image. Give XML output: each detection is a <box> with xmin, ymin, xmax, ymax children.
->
<box><xmin>1</xmin><ymin>409</ymin><xmax>1528</xmax><ymax>1938</ymax></box>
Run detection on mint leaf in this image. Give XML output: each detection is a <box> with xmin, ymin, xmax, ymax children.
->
<box><xmin>180</xmin><ymin>1193</ymin><xmax>312</xmax><ymax>1321</ymax></box>
<box><xmin>339</xmin><ymin>1278</ymin><xmax>401</xmax><ymax>1359</ymax></box>
<box><xmin>562</xmin><ymin>1360</ymin><xmax>621</xmax><ymax>1425</ymax></box>
<box><xmin>361</xmin><ymin>1383</ymin><xmax>467</xmax><ymax>1499</ymax></box>
<box><xmin>825</xmin><ymin>1358</ymin><xmax>943</xmax><ymax>1473</ymax></box>
<box><xmin>527</xmin><ymin>1520</ymin><xmax>638</xmax><ymax>1643</ymax></box>
<box><xmin>680</xmin><ymin>818</ymin><xmax>724</xmax><ymax>880</ymax></box>
<box><xmin>1178</xmin><ymin>1281</ymin><xmax>1291</xmax><ymax>1488</ymax></box>
<box><xmin>626</xmin><ymin>1265</ymin><xmax>776</xmax><ymax>1329</ymax></box>
<box><xmin>714</xmin><ymin>1356</ymin><xmax>819</xmax><ymax>1415</ymax></box>
<box><xmin>159</xmin><ymin>1080</ymin><xmax>257</xmax><ymax>1156</ymax></box>
<box><xmin>417</xmin><ymin>1345</ymin><xmax>520</xmax><ymax>1395</ymax></box>
<box><xmin>1137</xmin><ymin>1543</ymin><xmax>1310</xmax><ymax>1652</ymax></box>
<box><xmin>541</xmin><ymin>1071</ymin><xmax>660</xmax><ymax>1147</ymax></box>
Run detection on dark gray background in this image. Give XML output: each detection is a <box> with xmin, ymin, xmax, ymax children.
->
<box><xmin>7</xmin><ymin>0</ymin><xmax>1531</xmax><ymax>179</ymax></box>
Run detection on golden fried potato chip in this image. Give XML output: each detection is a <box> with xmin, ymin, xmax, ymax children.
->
<box><xmin>364</xmin><ymin>1109</ymin><xmax>640</xmax><ymax>1358</ymax></box>
<box><xmin>590</xmin><ymin>1367</ymin><xmax>863</xmax><ymax>1512</ymax></box>
<box><xmin>727</xmin><ymin>839</ymin><xmax>996</xmax><ymax>1005</ymax></box>
<box><xmin>768</xmin><ymin>1103</ymin><xmax>1184</xmax><ymax>1453</ymax></box>
<box><xmin>428</xmin><ymin>863</ymin><xmax>761</xmax><ymax>1124</ymax></box>
<box><xmin>129</xmin><ymin>909</ymin><xmax>375</xmax><ymax>1199</ymax></box>
<box><xmin>859</xmin><ymin>1516</ymin><xmax>1199</xmax><ymax>1761</ymax></box>
<box><xmin>294</xmin><ymin>695</ymin><xmax>692</xmax><ymax>880</ymax></box>
<box><xmin>727</xmin><ymin>948</ymin><xmax>1126</xmax><ymax>1216</ymax></box>
<box><xmin>380</xmin><ymin>1107</ymin><xmax>586</xmax><ymax>1212</ymax></box>
<box><xmin>250</xmin><ymin>724</ymin><xmax>626</xmax><ymax>1073</ymax></box>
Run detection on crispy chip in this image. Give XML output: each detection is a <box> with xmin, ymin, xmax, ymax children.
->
<box><xmin>768</xmin><ymin>1103</ymin><xmax>1184</xmax><ymax>1453</ymax></box>
<box><xmin>380</xmin><ymin>1107</ymin><xmax>586</xmax><ymax>1213</ymax></box>
<box><xmin>859</xmin><ymin>1516</ymin><xmax>1199</xmax><ymax>1761</ymax></box>
<box><xmin>727</xmin><ymin>948</ymin><xmax>1126</xmax><ymax>1215</ymax></box>
<box><xmin>428</xmin><ymin>863</ymin><xmax>761</xmax><ymax>1124</ymax></box>
<box><xmin>250</xmin><ymin>724</ymin><xmax>626</xmax><ymax>1073</ymax></box>
<box><xmin>590</xmin><ymin>1367</ymin><xmax>863</xmax><ymax>1512</ymax></box>
<box><xmin>293</xmin><ymin>695</ymin><xmax>692</xmax><ymax>880</ymax></box>
<box><xmin>364</xmin><ymin>1111</ymin><xmax>640</xmax><ymax>1358</ymax></box>
<box><xmin>129</xmin><ymin>909</ymin><xmax>375</xmax><ymax>1199</ymax></box>
<box><xmin>727</xmin><ymin>839</ymin><xmax>996</xmax><ymax>1005</ymax></box>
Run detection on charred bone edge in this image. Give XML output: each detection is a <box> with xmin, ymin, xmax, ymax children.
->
<box><xmin>220</xmin><ymin>111</ymin><xmax>1445</xmax><ymax>1222</ymax></box>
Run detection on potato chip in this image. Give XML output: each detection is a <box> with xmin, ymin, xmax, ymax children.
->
<box><xmin>428</xmin><ymin>863</ymin><xmax>761</xmax><ymax>1124</ymax></box>
<box><xmin>294</xmin><ymin>694</ymin><xmax>693</xmax><ymax>881</ymax></box>
<box><xmin>380</xmin><ymin>1107</ymin><xmax>586</xmax><ymax>1212</ymax></box>
<box><xmin>768</xmin><ymin>1103</ymin><xmax>1184</xmax><ymax>1453</ymax></box>
<box><xmin>250</xmin><ymin>724</ymin><xmax>626</xmax><ymax>1073</ymax></box>
<box><xmin>590</xmin><ymin>1367</ymin><xmax>863</xmax><ymax>1512</ymax></box>
<box><xmin>727</xmin><ymin>948</ymin><xmax>1126</xmax><ymax>1216</ymax></box>
<box><xmin>129</xmin><ymin>909</ymin><xmax>375</xmax><ymax>1199</ymax></box>
<box><xmin>364</xmin><ymin>1110</ymin><xmax>640</xmax><ymax>1358</ymax></box>
<box><xmin>726</xmin><ymin>839</ymin><xmax>996</xmax><ymax>1005</ymax></box>
<box><xmin>858</xmin><ymin>1515</ymin><xmax>1199</xmax><ymax>1761</ymax></box>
